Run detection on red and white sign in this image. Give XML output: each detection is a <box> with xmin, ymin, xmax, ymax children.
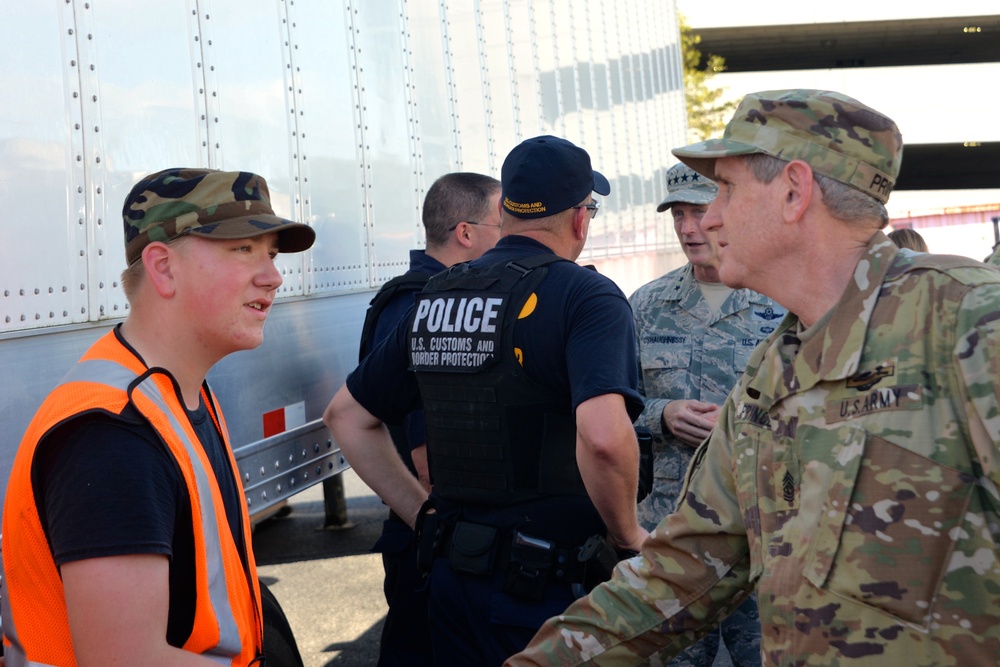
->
<box><xmin>262</xmin><ymin>401</ymin><xmax>307</xmax><ymax>438</ymax></box>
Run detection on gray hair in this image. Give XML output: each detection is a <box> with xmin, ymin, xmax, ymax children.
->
<box><xmin>743</xmin><ymin>153</ymin><xmax>889</xmax><ymax>229</ymax></box>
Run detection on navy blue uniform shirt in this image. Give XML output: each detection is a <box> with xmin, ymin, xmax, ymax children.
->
<box><xmin>349</xmin><ymin>235</ymin><xmax>643</xmax><ymax>424</ymax></box>
<box><xmin>348</xmin><ymin>235</ymin><xmax>643</xmax><ymax>539</ymax></box>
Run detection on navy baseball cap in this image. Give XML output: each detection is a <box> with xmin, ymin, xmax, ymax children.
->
<box><xmin>501</xmin><ymin>135</ymin><xmax>611</xmax><ymax>218</ymax></box>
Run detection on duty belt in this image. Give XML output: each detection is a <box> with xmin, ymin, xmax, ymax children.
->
<box><xmin>416</xmin><ymin>513</ymin><xmax>616</xmax><ymax>600</ymax></box>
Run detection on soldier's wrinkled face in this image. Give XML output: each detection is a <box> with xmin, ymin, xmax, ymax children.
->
<box><xmin>672</xmin><ymin>202</ymin><xmax>721</xmax><ymax>273</ymax></box>
<box><xmin>702</xmin><ymin>156</ymin><xmax>781</xmax><ymax>291</ymax></box>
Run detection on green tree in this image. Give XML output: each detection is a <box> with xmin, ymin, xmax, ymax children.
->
<box><xmin>680</xmin><ymin>13</ymin><xmax>737</xmax><ymax>143</ymax></box>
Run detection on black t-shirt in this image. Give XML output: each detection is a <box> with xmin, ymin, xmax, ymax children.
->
<box><xmin>33</xmin><ymin>398</ymin><xmax>245</xmax><ymax>647</ymax></box>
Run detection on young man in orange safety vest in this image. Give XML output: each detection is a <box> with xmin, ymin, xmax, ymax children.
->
<box><xmin>1</xmin><ymin>168</ymin><xmax>314</xmax><ymax>666</ymax></box>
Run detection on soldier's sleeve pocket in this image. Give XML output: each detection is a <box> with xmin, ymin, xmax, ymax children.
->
<box><xmin>803</xmin><ymin>431</ymin><xmax>974</xmax><ymax>629</ymax></box>
<box><xmin>731</xmin><ymin>428</ymin><xmax>763</xmax><ymax>581</ymax></box>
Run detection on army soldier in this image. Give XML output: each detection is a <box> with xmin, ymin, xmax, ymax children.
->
<box><xmin>631</xmin><ymin>162</ymin><xmax>779</xmax><ymax>666</ymax></box>
<box><xmin>506</xmin><ymin>89</ymin><xmax>1000</xmax><ymax>665</ymax></box>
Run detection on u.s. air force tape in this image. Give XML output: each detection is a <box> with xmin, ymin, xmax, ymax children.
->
<box><xmin>409</xmin><ymin>292</ymin><xmax>507</xmax><ymax>372</ymax></box>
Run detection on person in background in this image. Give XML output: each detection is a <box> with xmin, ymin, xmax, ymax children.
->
<box><xmin>984</xmin><ymin>243</ymin><xmax>1000</xmax><ymax>266</ymax></box>
<box><xmin>358</xmin><ymin>171</ymin><xmax>501</xmax><ymax>667</ymax></box>
<box><xmin>2</xmin><ymin>168</ymin><xmax>315</xmax><ymax>665</ymax></box>
<box><xmin>630</xmin><ymin>162</ymin><xmax>780</xmax><ymax>666</ymax></box>
<box><xmin>325</xmin><ymin>135</ymin><xmax>647</xmax><ymax>666</ymax></box>
<box><xmin>506</xmin><ymin>89</ymin><xmax>1000</xmax><ymax>665</ymax></box>
<box><xmin>887</xmin><ymin>227</ymin><xmax>928</xmax><ymax>252</ymax></box>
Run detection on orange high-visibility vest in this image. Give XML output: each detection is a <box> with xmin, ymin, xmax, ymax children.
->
<box><xmin>1</xmin><ymin>330</ymin><xmax>263</xmax><ymax>666</ymax></box>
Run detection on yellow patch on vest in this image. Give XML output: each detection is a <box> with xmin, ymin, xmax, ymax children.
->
<box><xmin>518</xmin><ymin>293</ymin><xmax>538</xmax><ymax>319</ymax></box>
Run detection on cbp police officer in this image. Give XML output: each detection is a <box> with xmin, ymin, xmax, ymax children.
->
<box><xmin>325</xmin><ymin>135</ymin><xmax>647</xmax><ymax>666</ymax></box>
<box><xmin>358</xmin><ymin>171</ymin><xmax>501</xmax><ymax>667</ymax></box>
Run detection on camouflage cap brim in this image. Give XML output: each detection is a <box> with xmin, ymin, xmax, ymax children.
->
<box><xmin>672</xmin><ymin>90</ymin><xmax>903</xmax><ymax>205</ymax></box>
<box><xmin>657</xmin><ymin>160</ymin><xmax>720</xmax><ymax>212</ymax></box>
<box><xmin>123</xmin><ymin>168</ymin><xmax>316</xmax><ymax>265</ymax></box>
<box><xmin>671</xmin><ymin>137</ymin><xmax>760</xmax><ymax>184</ymax></box>
<box><xmin>183</xmin><ymin>213</ymin><xmax>316</xmax><ymax>253</ymax></box>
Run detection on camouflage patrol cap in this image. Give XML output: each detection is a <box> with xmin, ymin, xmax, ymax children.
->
<box><xmin>656</xmin><ymin>162</ymin><xmax>718</xmax><ymax>212</ymax></box>
<box><xmin>672</xmin><ymin>89</ymin><xmax>903</xmax><ymax>204</ymax></box>
<box><xmin>123</xmin><ymin>168</ymin><xmax>316</xmax><ymax>266</ymax></box>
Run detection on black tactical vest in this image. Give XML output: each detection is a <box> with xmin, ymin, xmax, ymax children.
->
<box><xmin>358</xmin><ymin>269</ymin><xmax>433</xmax><ymax>475</ymax></box>
<box><xmin>359</xmin><ymin>269</ymin><xmax>434</xmax><ymax>361</ymax></box>
<box><xmin>410</xmin><ymin>254</ymin><xmax>587</xmax><ymax>506</ymax></box>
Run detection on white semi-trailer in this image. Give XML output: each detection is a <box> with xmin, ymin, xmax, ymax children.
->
<box><xmin>0</xmin><ymin>0</ymin><xmax>686</xmax><ymax>659</ymax></box>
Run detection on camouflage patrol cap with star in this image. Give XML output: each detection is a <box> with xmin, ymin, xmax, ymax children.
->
<box><xmin>122</xmin><ymin>168</ymin><xmax>316</xmax><ymax>266</ymax></box>
<box><xmin>672</xmin><ymin>89</ymin><xmax>903</xmax><ymax>204</ymax></box>
<box><xmin>656</xmin><ymin>162</ymin><xmax>718</xmax><ymax>212</ymax></box>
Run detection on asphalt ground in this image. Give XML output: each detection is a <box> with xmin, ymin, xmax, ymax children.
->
<box><xmin>253</xmin><ymin>469</ymin><xmax>735</xmax><ymax>667</ymax></box>
<box><xmin>253</xmin><ymin>470</ymin><xmax>387</xmax><ymax>667</ymax></box>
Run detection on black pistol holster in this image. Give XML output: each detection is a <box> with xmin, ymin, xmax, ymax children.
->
<box><xmin>577</xmin><ymin>534</ymin><xmax>626</xmax><ymax>592</ymax></box>
<box><xmin>415</xmin><ymin>499</ymin><xmax>442</xmax><ymax>576</ymax></box>
<box><xmin>503</xmin><ymin>531</ymin><xmax>556</xmax><ymax>601</ymax></box>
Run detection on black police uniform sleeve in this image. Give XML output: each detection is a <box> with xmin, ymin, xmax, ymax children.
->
<box><xmin>558</xmin><ymin>269</ymin><xmax>644</xmax><ymax>420</ymax></box>
<box><xmin>346</xmin><ymin>305</ymin><xmax>422</xmax><ymax>423</ymax></box>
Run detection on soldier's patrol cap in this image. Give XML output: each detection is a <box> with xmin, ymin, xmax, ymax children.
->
<box><xmin>672</xmin><ymin>89</ymin><xmax>903</xmax><ymax>204</ymax></box>
<box><xmin>656</xmin><ymin>162</ymin><xmax>718</xmax><ymax>212</ymax></box>
<box><xmin>501</xmin><ymin>135</ymin><xmax>611</xmax><ymax>219</ymax></box>
<box><xmin>123</xmin><ymin>168</ymin><xmax>316</xmax><ymax>266</ymax></box>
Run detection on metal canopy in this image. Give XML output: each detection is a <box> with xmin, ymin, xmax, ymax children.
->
<box><xmin>690</xmin><ymin>16</ymin><xmax>1000</xmax><ymax>191</ymax></box>
<box><xmin>692</xmin><ymin>15</ymin><xmax>1000</xmax><ymax>72</ymax></box>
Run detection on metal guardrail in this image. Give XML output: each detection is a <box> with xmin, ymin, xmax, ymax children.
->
<box><xmin>236</xmin><ymin>419</ymin><xmax>349</xmax><ymax>520</ymax></box>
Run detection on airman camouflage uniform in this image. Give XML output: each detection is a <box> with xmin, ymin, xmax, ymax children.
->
<box><xmin>631</xmin><ymin>263</ymin><xmax>782</xmax><ymax>667</ymax></box>
<box><xmin>631</xmin><ymin>265</ymin><xmax>786</xmax><ymax>526</ymax></box>
<box><xmin>504</xmin><ymin>91</ymin><xmax>1000</xmax><ymax>666</ymax></box>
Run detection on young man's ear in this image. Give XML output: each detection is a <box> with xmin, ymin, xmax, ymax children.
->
<box><xmin>142</xmin><ymin>242</ymin><xmax>177</xmax><ymax>297</ymax></box>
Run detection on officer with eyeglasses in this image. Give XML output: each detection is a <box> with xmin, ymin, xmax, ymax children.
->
<box><xmin>356</xmin><ymin>171</ymin><xmax>501</xmax><ymax>667</ymax></box>
<box><xmin>326</xmin><ymin>135</ymin><xmax>647</xmax><ymax>666</ymax></box>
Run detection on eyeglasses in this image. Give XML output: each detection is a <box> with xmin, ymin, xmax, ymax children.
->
<box><xmin>447</xmin><ymin>220</ymin><xmax>504</xmax><ymax>232</ymax></box>
<box><xmin>572</xmin><ymin>200</ymin><xmax>601</xmax><ymax>219</ymax></box>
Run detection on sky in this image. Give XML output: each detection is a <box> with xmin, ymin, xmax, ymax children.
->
<box><xmin>675</xmin><ymin>1</ymin><xmax>1000</xmax><ymax>220</ymax></box>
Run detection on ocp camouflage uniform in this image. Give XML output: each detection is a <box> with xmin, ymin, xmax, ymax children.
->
<box><xmin>630</xmin><ymin>263</ymin><xmax>782</xmax><ymax>667</ymax></box>
<box><xmin>507</xmin><ymin>233</ymin><xmax>1000</xmax><ymax>666</ymax></box>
